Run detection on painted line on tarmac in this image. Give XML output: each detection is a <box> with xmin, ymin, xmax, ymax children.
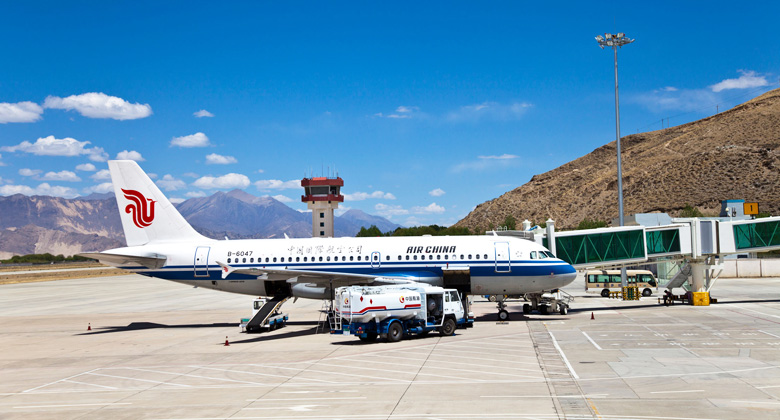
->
<box><xmin>731</xmin><ymin>400</ymin><xmax>780</xmax><ymax>405</ymax></box>
<box><xmin>86</xmin><ymin>372</ymin><xmax>193</xmax><ymax>387</ymax></box>
<box><xmin>650</xmin><ymin>390</ymin><xmax>704</xmax><ymax>394</ymax></box>
<box><xmin>758</xmin><ymin>329</ymin><xmax>780</xmax><ymax>338</ymax></box>
<box><xmin>481</xmin><ymin>394</ymin><xmax>609</xmax><ymax>399</ymax></box>
<box><xmin>581</xmin><ymin>331</ymin><xmax>603</xmax><ymax>350</ymax></box>
<box><xmin>245</xmin><ymin>397</ymin><xmax>366</xmax><ymax>402</ymax></box>
<box><xmin>15</xmin><ymin>402</ymin><xmax>132</xmax><ymax>409</ymax></box>
<box><xmin>548</xmin><ymin>331</ymin><xmax>579</xmax><ymax>379</ymax></box>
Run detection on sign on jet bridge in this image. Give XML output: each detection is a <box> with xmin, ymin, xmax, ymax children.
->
<box><xmin>744</xmin><ymin>202</ymin><xmax>759</xmax><ymax>216</ymax></box>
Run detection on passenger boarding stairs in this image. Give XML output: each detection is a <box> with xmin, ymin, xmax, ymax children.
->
<box><xmin>245</xmin><ymin>295</ymin><xmax>289</xmax><ymax>332</ymax></box>
<box><xmin>317</xmin><ymin>300</ymin><xmax>339</xmax><ymax>334</ymax></box>
<box><xmin>663</xmin><ymin>263</ymin><xmax>692</xmax><ymax>292</ymax></box>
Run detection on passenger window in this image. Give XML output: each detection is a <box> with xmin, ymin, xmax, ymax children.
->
<box><xmin>319</xmin><ymin>256</ymin><xmax>323</xmax><ymax>262</ymax></box>
<box><xmin>280</xmin><ymin>257</ymin><xmax>284</xmax><ymax>262</ymax></box>
<box><xmin>460</xmin><ymin>254</ymin><xmax>464</xmax><ymax>259</ymax></box>
<box><xmin>357</xmin><ymin>256</ymin><xmax>361</xmax><ymax>261</ymax></box>
<box><xmin>437</xmin><ymin>255</ymin><xmax>441</xmax><ymax>260</ymax></box>
<box><xmin>385</xmin><ymin>256</ymin><xmax>390</xmax><ymax>261</ymax></box>
<box><xmin>405</xmin><ymin>255</ymin><xmax>409</xmax><ymax>260</ymax></box>
<box><xmin>398</xmin><ymin>256</ymin><xmax>402</xmax><ymax>260</ymax></box>
<box><xmin>413</xmin><ymin>255</ymin><xmax>417</xmax><ymax>260</ymax></box>
<box><xmin>243</xmin><ymin>258</ymin><xmax>246</xmax><ymax>263</ymax></box>
<box><xmin>265</xmin><ymin>257</ymin><xmax>269</xmax><ymax>263</ymax></box>
<box><xmin>475</xmin><ymin>254</ymin><xmax>479</xmax><ymax>260</ymax></box>
<box><xmin>350</xmin><ymin>256</ymin><xmax>354</xmax><ymax>261</ymax></box>
<box><xmin>421</xmin><ymin>255</ymin><xmax>425</xmax><ymax>260</ymax></box>
<box><xmin>227</xmin><ymin>258</ymin><xmax>231</xmax><ymax>263</ymax></box>
<box><xmin>374</xmin><ymin>255</ymin><xmax>378</xmax><ymax>261</ymax></box>
<box><xmin>444</xmin><ymin>255</ymin><xmax>448</xmax><ymax>260</ymax></box>
<box><xmin>484</xmin><ymin>254</ymin><xmax>488</xmax><ymax>259</ymax></box>
<box><xmin>327</xmin><ymin>256</ymin><xmax>330</xmax><ymax>261</ymax></box>
<box><xmin>250</xmin><ymin>258</ymin><xmax>254</xmax><ymax>263</ymax></box>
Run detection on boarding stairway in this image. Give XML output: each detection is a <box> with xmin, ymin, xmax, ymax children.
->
<box><xmin>663</xmin><ymin>263</ymin><xmax>692</xmax><ymax>291</ymax></box>
<box><xmin>245</xmin><ymin>295</ymin><xmax>289</xmax><ymax>332</ymax></box>
<box><xmin>316</xmin><ymin>300</ymin><xmax>339</xmax><ymax>334</ymax></box>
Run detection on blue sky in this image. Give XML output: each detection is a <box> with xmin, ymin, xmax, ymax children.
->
<box><xmin>1</xmin><ymin>1</ymin><xmax>778</xmax><ymax>227</ymax></box>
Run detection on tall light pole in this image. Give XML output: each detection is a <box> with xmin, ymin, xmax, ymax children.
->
<box><xmin>596</xmin><ymin>32</ymin><xmax>634</xmax><ymax>289</ymax></box>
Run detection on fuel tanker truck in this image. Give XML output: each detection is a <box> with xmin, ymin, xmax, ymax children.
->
<box><xmin>331</xmin><ymin>284</ymin><xmax>474</xmax><ymax>342</ymax></box>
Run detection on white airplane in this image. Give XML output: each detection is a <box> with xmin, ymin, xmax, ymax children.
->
<box><xmin>83</xmin><ymin>160</ymin><xmax>577</xmax><ymax>321</ymax></box>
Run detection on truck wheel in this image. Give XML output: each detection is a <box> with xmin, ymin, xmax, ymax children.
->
<box><xmin>540</xmin><ymin>305</ymin><xmax>549</xmax><ymax>315</ymax></box>
<box><xmin>601</xmin><ymin>289</ymin><xmax>610</xmax><ymax>297</ymax></box>
<box><xmin>359</xmin><ymin>332</ymin><xmax>378</xmax><ymax>342</ymax></box>
<box><xmin>498</xmin><ymin>310</ymin><xmax>510</xmax><ymax>321</ymax></box>
<box><xmin>559</xmin><ymin>305</ymin><xmax>568</xmax><ymax>315</ymax></box>
<box><xmin>387</xmin><ymin>322</ymin><xmax>403</xmax><ymax>343</ymax></box>
<box><xmin>439</xmin><ymin>318</ymin><xmax>456</xmax><ymax>336</ymax></box>
<box><xmin>522</xmin><ymin>304</ymin><xmax>530</xmax><ymax>314</ymax></box>
<box><xmin>642</xmin><ymin>288</ymin><xmax>652</xmax><ymax>297</ymax></box>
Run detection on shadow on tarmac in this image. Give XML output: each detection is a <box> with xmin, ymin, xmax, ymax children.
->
<box><xmin>77</xmin><ymin>321</ymin><xmax>237</xmax><ymax>335</ymax></box>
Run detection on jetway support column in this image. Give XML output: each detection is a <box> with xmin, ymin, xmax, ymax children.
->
<box><xmin>688</xmin><ymin>259</ymin><xmax>711</xmax><ymax>306</ymax></box>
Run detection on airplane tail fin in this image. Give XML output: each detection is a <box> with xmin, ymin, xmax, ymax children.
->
<box><xmin>109</xmin><ymin>160</ymin><xmax>205</xmax><ymax>246</ymax></box>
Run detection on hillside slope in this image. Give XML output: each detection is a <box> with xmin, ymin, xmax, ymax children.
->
<box><xmin>455</xmin><ymin>88</ymin><xmax>780</xmax><ymax>231</ymax></box>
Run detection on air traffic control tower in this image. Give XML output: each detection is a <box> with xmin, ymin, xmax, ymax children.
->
<box><xmin>301</xmin><ymin>176</ymin><xmax>344</xmax><ymax>237</ymax></box>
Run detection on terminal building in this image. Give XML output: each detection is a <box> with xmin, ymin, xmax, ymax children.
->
<box><xmin>301</xmin><ymin>176</ymin><xmax>344</xmax><ymax>237</ymax></box>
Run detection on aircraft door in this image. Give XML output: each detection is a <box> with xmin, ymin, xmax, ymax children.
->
<box><xmin>194</xmin><ymin>246</ymin><xmax>210</xmax><ymax>277</ymax></box>
<box><xmin>494</xmin><ymin>242</ymin><xmax>510</xmax><ymax>273</ymax></box>
<box><xmin>371</xmin><ymin>251</ymin><xmax>381</xmax><ymax>269</ymax></box>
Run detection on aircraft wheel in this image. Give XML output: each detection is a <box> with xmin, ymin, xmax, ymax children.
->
<box><xmin>498</xmin><ymin>310</ymin><xmax>510</xmax><ymax>321</ymax></box>
<box><xmin>440</xmin><ymin>318</ymin><xmax>457</xmax><ymax>336</ymax></box>
<box><xmin>540</xmin><ymin>305</ymin><xmax>549</xmax><ymax>315</ymax></box>
<box><xmin>522</xmin><ymin>304</ymin><xmax>531</xmax><ymax>314</ymax></box>
<box><xmin>559</xmin><ymin>305</ymin><xmax>568</xmax><ymax>315</ymax></box>
<box><xmin>387</xmin><ymin>322</ymin><xmax>404</xmax><ymax>343</ymax></box>
<box><xmin>359</xmin><ymin>332</ymin><xmax>378</xmax><ymax>342</ymax></box>
<box><xmin>601</xmin><ymin>289</ymin><xmax>610</xmax><ymax>297</ymax></box>
<box><xmin>642</xmin><ymin>288</ymin><xmax>653</xmax><ymax>297</ymax></box>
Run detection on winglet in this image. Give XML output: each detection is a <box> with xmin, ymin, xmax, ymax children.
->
<box><xmin>215</xmin><ymin>260</ymin><xmax>236</xmax><ymax>279</ymax></box>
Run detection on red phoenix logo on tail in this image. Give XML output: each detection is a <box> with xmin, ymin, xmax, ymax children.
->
<box><xmin>122</xmin><ymin>189</ymin><xmax>156</xmax><ymax>228</ymax></box>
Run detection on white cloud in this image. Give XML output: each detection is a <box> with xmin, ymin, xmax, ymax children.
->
<box><xmin>185</xmin><ymin>191</ymin><xmax>207</xmax><ymax>198</ymax></box>
<box><xmin>376</xmin><ymin>105</ymin><xmax>420</xmax><ymax>119</ymax></box>
<box><xmin>447</xmin><ymin>101</ymin><xmax>532</xmax><ymax>122</ymax></box>
<box><xmin>412</xmin><ymin>203</ymin><xmax>445</xmax><ymax>214</ymax></box>
<box><xmin>19</xmin><ymin>168</ymin><xmax>42</xmax><ymax>177</ymax></box>
<box><xmin>76</xmin><ymin>163</ymin><xmax>96</xmax><ymax>172</ymax></box>
<box><xmin>115</xmin><ymin>150</ymin><xmax>145</xmax><ymax>161</ymax></box>
<box><xmin>193</xmin><ymin>109</ymin><xmax>214</xmax><ymax>118</ymax></box>
<box><xmin>205</xmin><ymin>153</ymin><xmax>237</xmax><ymax>164</ymax></box>
<box><xmin>156</xmin><ymin>174</ymin><xmax>186</xmax><ymax>191</ymax></box>
<box><xmin>193</xmin><ymin>173</ymin><xmax>250</xmax><ymax>189</ymax></box>
<box><xmin>0</xmin><ymin>101</ymin><xmax>43</xmax><ymax>123</ymax></box>
<box><xmin>43</xmin><ymin>92</ymin><xmax>152</xmax><ymax>120</ymax></box>
<box><xmin>147</xmin><ymin>173</ymin><xmax>158</xmax><ymax>179</ymax></box>
<box><xmin>272</xmin><ymin>194</ymin><xmax>293</xmax><ymax>203</ymax></box>
<box><xmin>90</xmin><ymin>169</ymin><xmax>111</xmax><ymax>181</ymax></box>
<box><xmin>1</xmin><ymin>135</ymin><xmax>107</xmax><ymax>161</ymax></box>
<box><xmin>39</xmin><ymin>170</ymin><xmax>81</xmax><ymax>182</ymax></box>
<box><xmin>171</xmin><ymin>132</ymin><xmax>210</xmax><ymax>148</ymax></box>
<box><xmin>344</xmin><ymin>191</ymin><xmax>396</xmax><ymax>201</ymax></box>
<box><xmin>182</xmin><ymin>172</ymin><xmax>199</xmax><ymax>178</ymax></box>
<box><xmin>374</xmin><ymin>203</ymin><xmax>409</xmax><ymax>218</ymax></box>
<box><xmin>0</xmin><ymin>182</ymin><xmax>78</xmax><ymax>198</ymax></box>
<box><xmin>429</xmin><ymin>188</ymin><xmax>445</xmax><ymax>197</ymax></box>
<box><xmin>452</xmin><ymin>154</ymin><xmax>520</xmax><ymax>173</ymax></box>
<box><xmin>254</xmin><ymin>179</ymin><xmax>301</xmax><ymax>190</ymax></box>
<box><xmin>710</xmin><ymin>70</ymin><xmax>769</xmax><ymax>92</ymax></box>
<box><xmin>83</xmin><ymin>182</ymin><xmax>113</xmax><ymax>194</ymax></box>
<box><xmin>478</xmin><ymin>154</ymin><xmax>519</xmax><ymax>160</ymax></box>
<box><xmin>0</xmin><ymin>153</ymin><xmax>4</xmax><ymax>166</ymax></box>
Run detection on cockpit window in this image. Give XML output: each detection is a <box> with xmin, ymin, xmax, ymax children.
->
<box><xmin>529</xmin><ymin>251</ymin><xmax>537</xmax><ymax>259</ymax></box>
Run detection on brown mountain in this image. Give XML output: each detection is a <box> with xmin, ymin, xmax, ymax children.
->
<box><xmin>455</xmin><ymin>88</ymin><xmax>780</xmax><ymax>231</ymax></box>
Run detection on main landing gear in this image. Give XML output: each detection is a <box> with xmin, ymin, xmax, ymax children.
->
<box><xmin>496</xmin><ymin>300</ymin><xmax>510</xmax><ymax>321</ymax></box>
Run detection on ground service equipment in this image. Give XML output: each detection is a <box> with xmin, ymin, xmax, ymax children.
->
<box><xmin>331</xmin><ymin>284</ymin><xmax>474</xmax><ymax>342</ymax></box>
<box><xmin>240</xmin><ymin>297</ymin><xmax>289</xmax><ymax>332</ymax></box>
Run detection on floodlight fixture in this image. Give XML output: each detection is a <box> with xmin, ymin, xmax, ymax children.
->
<box><xmin>596</xmin><ymin>31</ymin><xmax>634</xmax><ymax>289</ymax></box>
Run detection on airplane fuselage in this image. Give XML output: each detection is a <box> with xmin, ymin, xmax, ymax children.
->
<box><xmin>107</xmin><ymin>234</ymin><xmax>576</xmax><ymax>299</ymax></box>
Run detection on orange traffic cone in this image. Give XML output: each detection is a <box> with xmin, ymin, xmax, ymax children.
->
<box><xmin>590</xmin><ymin>312</ymin><xmax>595</xmax><ymax>320</ymax></box>
<box><xmin>224</xmin><ymin>336</ymin><xmax>230</xmax><ymax>346</ymax></box>
<box><xmin>87</xmin><ymin>323</ymin><xmax>91</xmax><ymax>331</ymax></box>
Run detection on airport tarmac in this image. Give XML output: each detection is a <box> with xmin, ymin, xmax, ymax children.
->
<box><xmin>1</xmin><ymin>274</ymin><xmax>780</xmax><ymax>420</ymax></box>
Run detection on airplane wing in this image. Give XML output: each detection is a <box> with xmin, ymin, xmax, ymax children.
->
<box><xmin>215</xmin><ymin>261</ymin><xmax>415</xmax><ymax>286</ymax></box>
<box><xmin>79</xmin><ymin>252</ymin><xmax>167</xmax><ymax>270</ymax></box>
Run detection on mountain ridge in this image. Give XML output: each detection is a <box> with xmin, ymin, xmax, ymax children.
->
<box><xmin>455</xmin><ymin>88</ymin><xmax>780</xmax><ymax>231</ymax></box>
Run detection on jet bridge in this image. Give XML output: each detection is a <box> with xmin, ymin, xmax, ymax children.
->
<box><xmin>535</xmin><ymin>216</ymin><xmax>780</xmax><ymax>304</ymax></box>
